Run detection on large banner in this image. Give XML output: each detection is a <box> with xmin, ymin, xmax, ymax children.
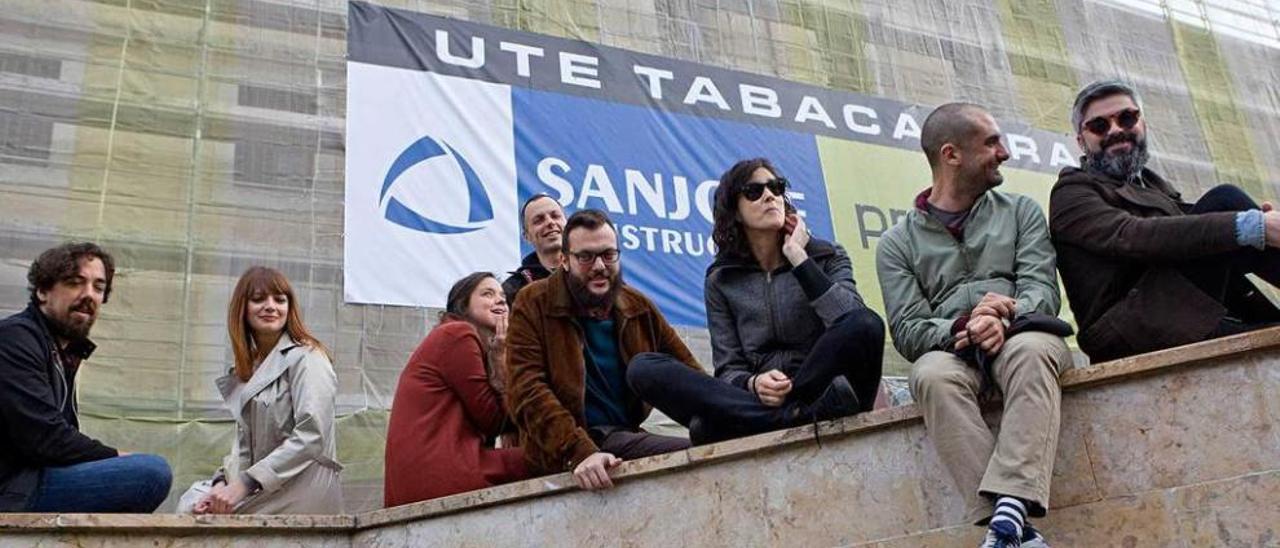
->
<box><xmin>344</xmin><ymin>2</ymin><xmax>1079</xmax><ymax>327</ymax></box>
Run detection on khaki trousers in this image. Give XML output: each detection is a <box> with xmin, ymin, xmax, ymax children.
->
<box><xmin>908</xmin><ymin>332</ymin><xmax>1071</xmax><ymax>524</ymax></box>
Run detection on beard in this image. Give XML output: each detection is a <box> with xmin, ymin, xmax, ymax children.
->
<box><xmin>956</xmin><ymin>159</ymin><xmax>1003</xmax><ymax>193</ymax></box>
<box><xmin>1084</xmin><ymin>131</ymin><xmax>1149</xmax><ymax>182</ymax></box>
<box><xmin>566</xmin><ymin>267</ymin><xmax>623</xmax><ymax>312</ymax></box>
<box><xmin>45</xmin><ymin>297</ymin><xmax>98</xmax><ymax>341</ymax></box>
<box><xmin>969</xmin><ymin>166</ymin><xmax>1004</xmax><ymax>191</ymax></box>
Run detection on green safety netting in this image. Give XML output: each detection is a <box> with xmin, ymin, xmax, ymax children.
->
<box><xmin>2</xmin><ymin>0</ymin><xmax>1278</xmax><ymax>512</ymax></box>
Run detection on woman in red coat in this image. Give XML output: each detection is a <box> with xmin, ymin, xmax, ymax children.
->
<box><xmin>384</xmin><ymin>272</ymin><xmax>528</xmax><ymax>507</ymax></box>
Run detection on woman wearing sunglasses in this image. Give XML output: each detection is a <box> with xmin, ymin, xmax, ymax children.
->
<box><xmin>700</xmin><ymin>158</ymin><xmax>885</xmax><ymax>439</ymax></box>
<box><xmin>628</xmin><ymin>158</ymin><xmax>886</xmax><ymax>445</ymax></box>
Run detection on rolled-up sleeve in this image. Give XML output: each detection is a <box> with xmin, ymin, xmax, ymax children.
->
<box><xmin>705</xmin><ymin>275</ymin><xmax>754</xmax><ymax>389</ymax></box>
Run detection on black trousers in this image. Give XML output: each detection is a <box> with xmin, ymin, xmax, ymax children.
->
<box><xmin>1183</xmin><ymin>185</ymin><xmax>1280</xmax><ymax>334</ymax></box>
<box><xmin>587</xmin><ymin>425</ymin><xmax>690</xmax><ymax>460</ymax></box>
<box><xmin>627</xmin><ymin>308</ymin><xmax>885</xmax><ymax>443</ymax></box>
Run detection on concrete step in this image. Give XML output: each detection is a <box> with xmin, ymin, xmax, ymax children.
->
<box><xmin>4</xmin><ymin>328</ymin><xmax>1280</xmax><ymax>547</ymax></box>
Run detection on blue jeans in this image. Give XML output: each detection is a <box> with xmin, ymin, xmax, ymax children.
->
<box><xmin>25</xmin><ymin>454</ymin><xmax>172</xmax><ymax>513</ymax></box>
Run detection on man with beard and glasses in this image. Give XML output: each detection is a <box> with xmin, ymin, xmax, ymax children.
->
<box><xmin>504</xmin><ymin>209</ymin><xmax>704</xmax><ymax>491</ymax></box>
<box><xmin>1050</xmin><ymin>80</ymin><xmax>1280</xmax><ymax>363</ymax></box>
<box><xmin>877</xmin><ymin>103</ymin><xmax>1070</xmax><ymax>548</ymax></box>
<box><xmin>502</xmin><ymin>194</ymin><xmax>566</xmax><ymax>306</ymax></box>
<box><xmin>0</xmin><ymin>243</ymin><xmax>172</xmax><ymax>513</ymax></box>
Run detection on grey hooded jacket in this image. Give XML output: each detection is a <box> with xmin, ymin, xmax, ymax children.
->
<box><xmin>704</xmin><ymin>239</ymin><xmax>867</xmax><ymax>389</ymax></box>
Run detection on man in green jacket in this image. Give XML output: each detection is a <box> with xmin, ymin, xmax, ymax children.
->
<box><xmin>876</xmin><ymin>103</ymin><xmax>1072</xmax><ymax>548</ymax></box>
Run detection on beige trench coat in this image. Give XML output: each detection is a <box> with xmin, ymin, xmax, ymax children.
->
<box><xmin>214</xmin><ymin>334</ymin><xmax>343</xmax><ymax>514</ymax></box>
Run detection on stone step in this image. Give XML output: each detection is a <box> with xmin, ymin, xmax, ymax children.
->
<box><xmin>4</xmin><ymin>328</ymin><xmax>1279</xmax><ymax>547</ymax></box>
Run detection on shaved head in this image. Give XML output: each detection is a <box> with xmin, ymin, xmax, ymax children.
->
<box><xmin>920</xmin><ymin>102</ymin><xmax>987</xmax><ymax>169</ymax></box>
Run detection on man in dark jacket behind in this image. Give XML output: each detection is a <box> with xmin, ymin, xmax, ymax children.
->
<box><xmin>0</xmin><ymin>242</ymin><xmax>172</xmax><ymax>513</ymax></box>
<box><xmin>502</xmin><ymin>193</ymin><xmax>565</xmax><ymax>306</ymax></box>
<box><xmin>1049</xmin><ymin>80</ymin><xmax>1280</xmax><ymax>363</ymax></box>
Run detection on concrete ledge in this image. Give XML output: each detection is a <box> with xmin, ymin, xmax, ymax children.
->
<box><xmin>0</xmin><ymin>512</ymin><xmax>355</xmax><ymax>533</ymax></box>
<box><xmin>354</xmin><ymin>402</ymin><xmax>926</xmax><ymax>530</ymax></box>
<box><xmin>4</xmin><ymin>326</ymin><xmax>1279</xmax><ymax>547</ymax></box>
<box><xmin>1058</xmin><ymin>323</ymin><xmax>1280</xmax><ymax>390</ymax></box>
<box><xmin>350</xmin><ymin>326</ymin><xmax>1280</xmax><ymax>546</ymax></box>
<box><xmin>853</xmin><ymin>468</ymin><xmax>1280</xmax><ymax>547</ymax></box>
<box><xmin>355</xmin><ymin>326</ymin><xmax>1280</xmax><ymax>530</ymax></box>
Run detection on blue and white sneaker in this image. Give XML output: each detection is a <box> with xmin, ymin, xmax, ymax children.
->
<box><xmin>979</xmin><ymin>521</ymin><xmax>1022</xmax><ymax>548</ymax></box>
<box><xmin>1020</xmin><ymin>523</ymin><xmax>1049</xmax><ymax>548</ymax></box>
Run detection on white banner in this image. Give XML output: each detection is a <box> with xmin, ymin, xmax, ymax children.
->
<box><xmin>344</xmin><ymin>64</ymin><xmax>519</xmax><ymax>308</ymax></box>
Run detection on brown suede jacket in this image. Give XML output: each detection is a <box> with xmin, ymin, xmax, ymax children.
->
<box><xmin>503</xmin><ymin>270</ymin><xmax>701</xmax><ymax>474</ymax></box>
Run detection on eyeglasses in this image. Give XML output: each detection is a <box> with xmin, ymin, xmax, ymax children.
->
<box><xmin>570</xmin><ymin>248</ymin><xmax>620</xmax><ymax>265</ymax></box>
<box><xmin>1083</xmin><ymin>108</ymin><xmax>1141</xmax><ymax>137</ymax></box>
<box><xmin>742</xmin><ymin>178</ymin><xmax>788</xmax><ymax>201</ymax></box>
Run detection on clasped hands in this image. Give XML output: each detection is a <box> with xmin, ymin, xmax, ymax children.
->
<box><xmin>954</xmin><ymin>292</ymin><xmax>1016</xmax><ymax>356</ymax></box>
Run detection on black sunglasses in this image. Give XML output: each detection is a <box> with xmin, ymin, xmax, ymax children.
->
<box><xmin>1083</xmin><ymin>108</ymin><xmax>1141</xmax><ymax>137</ymax></box>
<box><xmin>742</xmin><ymin>178</ymin><xmax>788</xmax><ymax>201</ymax></box>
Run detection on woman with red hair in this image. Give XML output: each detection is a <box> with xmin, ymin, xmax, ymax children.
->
<box><xmin>181</xmin><ymin>266</ymin><xmax>342</xmax><ymax>515</ymax></box>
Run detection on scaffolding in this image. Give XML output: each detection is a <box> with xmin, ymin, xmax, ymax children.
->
<box><xmin>2</xmin><ymin>0</ymin><xmax>1278</xmax><ymax>512</ymax></box>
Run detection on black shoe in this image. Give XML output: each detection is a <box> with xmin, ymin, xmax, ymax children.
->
<box><xmin>688</xmin><ymin>414</ymin><xmax>751</xmax><ymax>445</ymax></box>
<box><xmin>688</xmin><ymin>415</ymin><xmax>709</xmax><ymax>446</ymax></box>
<box><xmin>1230</xmin><ymin>286</ymin><xmax>1280</xmax><ymax>323</ymax></box>
<box><xmin>789</xmin><ymin>376</ymin><xmax>860</xmax><ymax>425</ymax></box>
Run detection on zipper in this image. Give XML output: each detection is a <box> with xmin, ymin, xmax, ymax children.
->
<box><xmin>51</xmin><ymin>348</ymin><xmax>70</xmax><ymax>416</ymax></box>
<box><xmin>765</xmin><ymin>269</ymin><xmax>777</xmax><ymax>348</ymax></box>
<box><xmin>950</xmin><ymin>214</ymin><xmax>973</xmax><ymax>306</ymax></box>
<box><xmin>923</xmin><ymin>204</ymin><xmax>976</xmax><ymax>307</ymax></box>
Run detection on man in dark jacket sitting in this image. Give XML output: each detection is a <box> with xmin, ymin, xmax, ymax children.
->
<box><xmin>0</xmin><ymin>242</ymin><xmax>172</xmax><ymax>513</ymax></box>
<box><xmin>1049</xmin><ymin>80</ymin><xmax>1280</xmax><ymax>363</ymax></box>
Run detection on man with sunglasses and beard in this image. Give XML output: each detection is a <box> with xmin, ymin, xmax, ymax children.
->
<box><xmin>1050</xmin><ymin>80</ymin><xmax>1280</xmax><ymax>363</ymax></box>
<box><xmin>0</xmin><ymin>243</ymin><xmax>172</xmax><ymax>513</ymax></box>
<box><xmin>504</xmin><ymin>209</ymin><xmax>704</xmax><ymax>491</ymax></box>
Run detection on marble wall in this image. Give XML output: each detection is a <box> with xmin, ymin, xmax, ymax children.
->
<box><xmin>4</xmin><ymin>331</ymin><xmax>1278</xmax><ymax>547</ymax></box>
<box><xmin>350</xmin><ymin>334</ymin><xmax>1280</xmax><ymax>546</ymax></box>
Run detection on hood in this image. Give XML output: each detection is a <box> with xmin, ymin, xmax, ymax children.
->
<box><xmin>510</xmin><ymin>250</ymin><xmax>553</xmax><ymax>277</ymax></box>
